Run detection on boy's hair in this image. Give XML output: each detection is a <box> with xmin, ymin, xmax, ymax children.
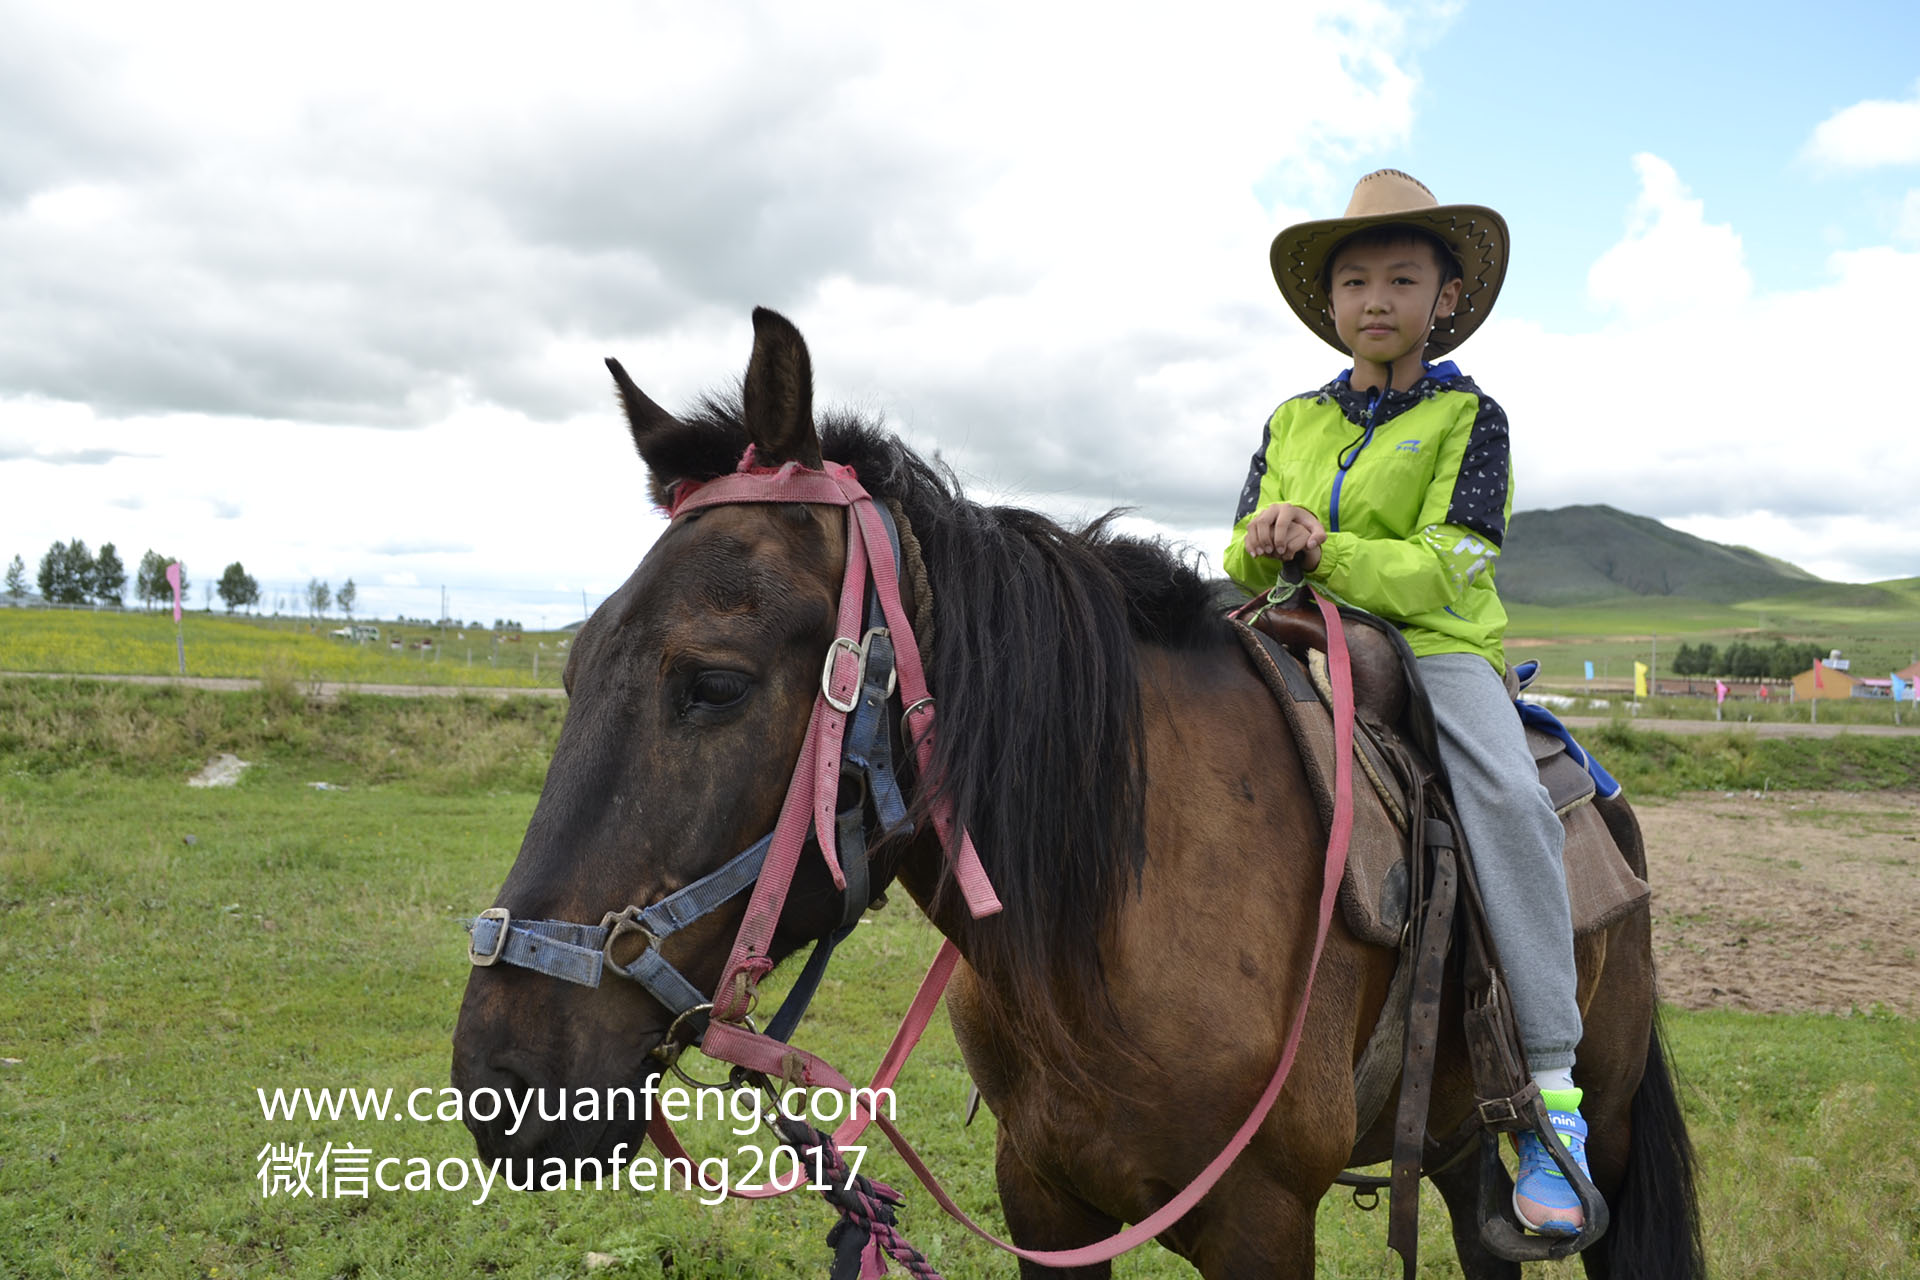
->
<box><xmin>1321</xmin><ymin>225</ymin><xmax>1463</xmax><ymax>292</ymax></box>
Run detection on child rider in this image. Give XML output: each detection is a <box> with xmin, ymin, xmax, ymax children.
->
<box><xmin>1223</xmin><ymin>169</ymin><xmax>1592</xmax><ymax>1234</ymax></box>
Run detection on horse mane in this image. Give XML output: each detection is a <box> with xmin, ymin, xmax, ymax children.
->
<box><xmin>661</xmin><ymin>395</ymin><xmax>1233</xmax><ymax>1083</ymax></box>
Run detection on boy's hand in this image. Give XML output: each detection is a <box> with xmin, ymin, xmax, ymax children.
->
<box><xmin>1243</xmin><ymin>503</ymin><xmax>1327</xmax><ymax>572</ymax></box>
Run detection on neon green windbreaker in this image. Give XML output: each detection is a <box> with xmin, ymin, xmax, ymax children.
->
<box><xmin>1223</xmin><ymin>363</ymin><xmax>1513</xmax><ymax>672</ymax></box>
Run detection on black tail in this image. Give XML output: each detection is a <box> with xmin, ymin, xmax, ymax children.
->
<box><xmin>1589</xmin><ymin>1011</ymin><xmax>1706</xmax><ymax>1279</ymax></box>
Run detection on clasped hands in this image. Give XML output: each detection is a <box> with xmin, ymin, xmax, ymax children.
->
<box><xmin>1242</xmin><ymin>503</ymin><xmax>1326</xmax><ymax>573</ymax></box>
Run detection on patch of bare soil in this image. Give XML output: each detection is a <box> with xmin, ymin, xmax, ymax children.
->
<box><xmin>1636</xmin><ymin>790</ymin><xmax>1920</xmax><ymax>1016</ymax></box>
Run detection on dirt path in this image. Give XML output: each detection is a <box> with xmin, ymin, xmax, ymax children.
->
<box><xmin>1637</xmin><ymin>790</ymin><xmax>1920</xmax><ymax>1016</ymax></box>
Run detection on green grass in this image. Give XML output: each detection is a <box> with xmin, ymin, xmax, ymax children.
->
<box><xmin>1505</xmin><ymin>584</ymin><xmax>1920</xmax><ymax>700</ymax></box>
<box><xmin>0</xmin><ymin>608</ymin><xmax>569</xmax><ymax>688</ymax></box>
<box><xmin>1576</xmin><ymin>724</ymin><xmax>1920</xmax><ymax>797</ymax></box>
<box><xmin>3</xmin><ymin>680</ymin><xmax>1916</xmax><ymax>1277</ymax></box>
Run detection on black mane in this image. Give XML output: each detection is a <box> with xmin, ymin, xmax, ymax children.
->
<box><xmin>662</xmin><ymin>395</ymin><xmax>1233</xmax><ymax>1077</ymax></box>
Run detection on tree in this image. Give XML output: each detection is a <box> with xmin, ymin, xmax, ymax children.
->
<box><xmin>4</xmin><ymin>555</ymin><xmax>25</xmax><ymax>601</ymax></box>
<box><xmin>1669</xmin><ymin>643</ymin><xmax>1700</xmax><ymax>677</ymax></box>
<box><xmin>136</xmin><ymin>550</ymin><xmax>167</xmax><ymax>609</ymax></box>
<box><xmin>337</xmin><ymin>578</ymin><xmax>357</xmax><ymax>621</ymax></box>
<box><xmin>134</xmin><ymin>551</ymin><xmax>186</xmax><ymax>610</ymax></box>
<box><xmin>1726</xmin><ymin>642</ymin><xmax>1766</xmax><ymax>680</ymax></box>
<box><xmin>93</xmin><ymin>542</ymin><xmax>127</xmax><ymax>607</ymax></box>
<box><xmin>218</xmin><ymin>562</ymin><xmax>261</xmax><ymax>614</ymax></box>
<box><xmin>306</xmin><ymin>577</ymin><xmax>331</xmax><ymax>619</ymax></box>
<box><xmin>37</xmin><ymin>539</ymin><xmax>94</xmax><ymax>605</ymax></box>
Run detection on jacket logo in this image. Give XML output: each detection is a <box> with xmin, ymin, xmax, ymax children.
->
<box><xmin>1394</xmin><ymin>439</ymin><xmax>1422</xmax><ymax>454</ymax></box>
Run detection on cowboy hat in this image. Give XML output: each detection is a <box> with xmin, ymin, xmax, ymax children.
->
<box><xmin>1269</xmin><ymin>169</ymin><xmax>1509</xmax><ymax>358</ymax></box>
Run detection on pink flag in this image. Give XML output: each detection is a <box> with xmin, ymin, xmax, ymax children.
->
<box><xmin>1814</xmin><ymin>661</ymin><xmax>1825</xmax><ymax>690</ymax></box>
<box><xmin>1715</xmin><ymin>680</ymin><xmax>1728</xmax><ymax>704</ymax></box>
<box><xmin>166</xmin><ymin>561</ymin><xmax>182</xmax><ymax>624</ymax></box>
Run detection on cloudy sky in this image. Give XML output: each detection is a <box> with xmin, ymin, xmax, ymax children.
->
<box><xmin>3</xmin><ymin>0</ymin><xmax>1917</xmax><ymax>627</ymax></box>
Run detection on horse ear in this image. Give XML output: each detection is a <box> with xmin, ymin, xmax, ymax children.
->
<box><xmin>607</xmin><ymin>356</ymin><xmax>675</xmax><ymax>452</ymax></box>
<box><xmin>606</xmin><ymin>356</ymin><xmax>730</xmax><ymax>506</ymax></box>
<box><xmin>742</xmin><ymin>307</ymin><xmax>823</xmax><ymax>469</ymax></box>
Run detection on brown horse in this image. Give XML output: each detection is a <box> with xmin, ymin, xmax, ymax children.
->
<box><xmin>452</xmin><ymin>309</ymin><xmax>1703</xmax><ymax>1278</ymax></box>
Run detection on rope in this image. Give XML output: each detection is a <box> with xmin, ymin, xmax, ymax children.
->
<box><xmin>774</xmin><ymin>1113</ymin><xmax>944</xmax><ymax>1280</ymax></box>
<box><xmin>883</xmin><ymin>498</ymin><xmax>934</xmax><ymax>660</ymax></box>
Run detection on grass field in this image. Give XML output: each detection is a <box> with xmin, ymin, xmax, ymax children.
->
<box><xmin>1506</xmin><ymin>585</ymin><xmax>1920</xmax><ymax>705</ymax></box>
<box><xmin>3</xmin><ymin>680</ymin><xmax>1918</xmax><ymax>1276</ymax></box>
<box><xmin>0</xmin><ymin>608</ymin><xmax>570</xmax><ymax>689</ymax></box>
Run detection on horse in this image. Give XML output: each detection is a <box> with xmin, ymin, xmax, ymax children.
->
<box><xmin>451</xmin><ymin>308</ymin><xmax>1704</xmax><ymax>1278</ymax></box>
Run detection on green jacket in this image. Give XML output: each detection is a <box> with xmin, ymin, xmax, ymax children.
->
<box><xmin>1223</xmin><ymin>362</ymin><xmax>1513</xmax><ymax>671</ymax></box>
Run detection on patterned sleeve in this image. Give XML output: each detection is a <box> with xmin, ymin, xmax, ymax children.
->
<box><xmin>1443</xmin><ymin>393</ymin><xmax>1510</xmax><ymax>548</ymax></box>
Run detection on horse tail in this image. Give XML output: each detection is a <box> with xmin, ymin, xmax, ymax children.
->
<box><xmin>1600</xmin><ymin>1010</ymin><xmax>1706</xmax><ymax>1279</ymax></box>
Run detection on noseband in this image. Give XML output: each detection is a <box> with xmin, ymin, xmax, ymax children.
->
<box><xmin>464</xmin><ymin>450</ymin><xmax>1001</xmax><ymax>1049</ymax></box>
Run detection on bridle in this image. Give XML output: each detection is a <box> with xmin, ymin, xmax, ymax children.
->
<box><xmin>461</xmin><ymin>446</ymin><xmax>1359</xmax><ymax>1277</ymax></box>
<box><xmin>464</xmin><ymin>448</ymin><xmax>1001</xmax><ymax>1054</ymax></box>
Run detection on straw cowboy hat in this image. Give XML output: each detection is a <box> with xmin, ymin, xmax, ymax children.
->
<box><xmin>1270</xmin><ymin>169</ymin><xmax>1509</xmax><ymax>358</ymax></box>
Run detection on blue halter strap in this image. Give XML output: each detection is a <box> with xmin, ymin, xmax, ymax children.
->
<box><xmin>463</xmin><ymin>501</ymin><xmax>914</xmax><ymax>1042</ymax></box>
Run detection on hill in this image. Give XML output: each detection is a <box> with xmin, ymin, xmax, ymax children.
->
<box><xmin>1498</xmin><ymin>504</ymin><xmax>1866</xmax><ymax>606</ymax></box>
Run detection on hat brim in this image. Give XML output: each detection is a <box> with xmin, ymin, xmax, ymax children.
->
<box><xmin>1269</xmin><ymin>204</ymin><xmax>1509</xmax><ymax>358</ymax></box>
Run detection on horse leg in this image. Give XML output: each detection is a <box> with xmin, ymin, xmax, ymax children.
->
<box><xmin>1180</xmin><ymin>1182</ymin><xmax>1319</xmax><ymax>1279</ymax></box>
<box><xmin>1429</xmin><ymin>1156</ymin><xmax>1520</xmax><ymax>1280</ymax></box>
<box><xmin>994</xmin><ymin>1133</ymin><xmax>1118</xmax><ymax>1280</ymax></box>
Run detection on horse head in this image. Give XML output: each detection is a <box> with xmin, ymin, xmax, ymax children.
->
<box><xmin>450</xmin><ymin>309</ymin><xmax>903</xmax><ymax>1163</ymax></box>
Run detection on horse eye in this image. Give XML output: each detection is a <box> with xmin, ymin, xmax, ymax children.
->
<box><xmin>688</xmin><ymin>670</ymin><xmax>752</xmax><ymax>712</ymax></box>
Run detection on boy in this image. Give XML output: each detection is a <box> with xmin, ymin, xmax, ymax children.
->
<box><xmin>1224</xmin><ymin>169</ymin><xmax>1592</xmax><ymax>1234</ymax></box>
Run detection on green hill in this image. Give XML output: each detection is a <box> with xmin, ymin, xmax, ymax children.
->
<box><xmin>1499</xmin><ymin>504</ymin><xmax>1845</xmax><ymax>606</ymax></box>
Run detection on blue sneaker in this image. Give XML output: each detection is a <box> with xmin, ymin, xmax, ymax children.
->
<box><xmin>1513</xmin><ymin>1106</ymin><xmax>1591</xmax><ymax>1234</ymax></box>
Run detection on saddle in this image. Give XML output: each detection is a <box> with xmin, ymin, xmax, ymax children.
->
<box><xmin>1229</xmin><ymin>585</ymin><xmax>1641</xmax><ymax>1272</ymax></box>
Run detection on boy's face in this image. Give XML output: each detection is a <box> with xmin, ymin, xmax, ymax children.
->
<box><xmin>1325</xmin><ymin>235</ymin><xmax>1463</xmax><ymax>368</ymax></box>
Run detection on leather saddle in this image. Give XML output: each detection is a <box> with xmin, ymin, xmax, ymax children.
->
<box><xmin>1230</xmin><ymin>590</ymin><xmax>1648</xmax><ymax>949</ymax></box>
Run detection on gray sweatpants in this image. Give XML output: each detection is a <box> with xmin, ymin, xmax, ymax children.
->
<box><xmin>1420</xmin><ymin>652</ymin><xmax>1582</xmax><ymax>1072</ymax></box>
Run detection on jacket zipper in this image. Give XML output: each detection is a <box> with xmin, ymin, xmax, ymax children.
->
<box><xmin>1328</xmin><ymin>386</ymin><xmax>1384</xmax><ymax>533</ymax></box>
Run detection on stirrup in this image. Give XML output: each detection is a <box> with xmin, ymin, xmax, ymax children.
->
<box><xmin>1513</xmin><ymin>1109</ymin><xmax>1590</xmax><ymax>1234</ymax></box>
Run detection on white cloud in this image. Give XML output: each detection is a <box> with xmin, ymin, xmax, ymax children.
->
<box><xmin>1899</xmin><ymin>190</ymin><xmax>1920</xmax><ymax>244</ymax></box>
<box><xmin>1585</xmin><ymin>154</ymin><xmax>1750</xmax><ymax>322</ymax></box>
<box><xmin>1467</xmin><ymin>160</ymin><xmax>1920</xmax><ymax>585</ymax></box>
<box><xmin>1803</xmin><ymin>81</ymin><xmax>1920</xmax><ymax>169</ymax></box>
<box><xmin>9</xmin><ymin>4</ymin><xmax>1911</xmax><ymax>613</ymax></box>
<box><xmin>1</xmin><ymin>0</ymin><xmax>1439</xmax><ymax>613</ymax></box>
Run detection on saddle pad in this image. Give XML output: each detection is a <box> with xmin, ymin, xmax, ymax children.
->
<box><xmin>1234</xmin><ymin>623</ymin><xmax>1650</xmax><ymax>948</ymax></box>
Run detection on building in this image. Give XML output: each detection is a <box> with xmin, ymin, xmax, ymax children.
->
<box><xmin>1791</xmin><ymin>661</ymin><xmax>1855</xmax><ymax>702</ymax></box>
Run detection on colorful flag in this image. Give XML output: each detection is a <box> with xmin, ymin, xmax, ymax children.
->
<box><xmin>1584</xmin><ymin>660</ymin><xmax>1594</xmax><ymax>682</ymax></box>
<box><xmin>1895</xmin><ymin>673</ymin><xmax>1911</xmax><ymax>702</ymax></box>
<box><xmin>1814</xmin><ymin>660</ymin><xmax>1825</xmax><ymax>690</ymax></box>
<box><xmin>1633</xmin><ymin>661</ymin><xmax>1648</xmax><ymax>697</ymax></box>
<box><xmin>165</xmin><ymin>561</ymin><xmax>182</xmax><ymax>624</ymax></box>
<box><xmin>1715</xmin><ymin>680</ymin><xmax>1728</xmax><ymax>704</ymax></box>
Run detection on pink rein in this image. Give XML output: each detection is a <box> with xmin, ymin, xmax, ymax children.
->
<box><xmin>657</xmin><ymin>452</ymin><xmax>1357</xmax><ymax>1274</ymax></box>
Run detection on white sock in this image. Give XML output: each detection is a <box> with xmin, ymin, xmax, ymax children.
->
<box><xmin>1532</xmin><ymin>1066</ymin><xmax>1576</xmax><ymax>1095</ymax></box>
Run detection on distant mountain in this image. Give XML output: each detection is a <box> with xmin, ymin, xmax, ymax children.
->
<box><xmin>1498</xmin><ymin>505</ymin><xmax>1842</xmax><ymax>606</ymax></box>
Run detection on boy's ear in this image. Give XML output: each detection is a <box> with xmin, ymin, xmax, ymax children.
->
<box><xmin>1434</xmin><ymin>275</ymin><xmax>1464</xmax><ymax>320</ymax></box>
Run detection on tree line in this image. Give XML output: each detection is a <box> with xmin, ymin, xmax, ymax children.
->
<box><xmin>7</xmin><ymin>541</ymin><xmax>355</xmax><ymax>620</ymax></box>
<box><xmin>1667</xmin><ymin>640</ymin><xmax>1829</xmax><ymax>680</ymax></box>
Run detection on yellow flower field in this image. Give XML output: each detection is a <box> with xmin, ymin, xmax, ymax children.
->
<box><xmin>0</xmin><ymin>609</ymin><xmax>567</xmax><ymax>688</ymax></box>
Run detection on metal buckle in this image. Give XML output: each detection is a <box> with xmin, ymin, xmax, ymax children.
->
<box><xmin>821</xmin><ymin>628</ymin><xmax>896</xmax><ymax>714</ymax></box>
<box><xmin>1477</xmin><ymin>1096</ymin><xmax>1523</xmax><ymax>1128</ymax></box>
<box><xmin>600</xmin><ymin>905</ymin><xmax>661</xmax><ymax>967</ymax></box>
<box><xmin>469</xmin><ymin>907</ymin><xmax>510</xmax><ymax>966</ymax></box>
<box><xmin>653</xmin><ymin>1002</ymin><xmax>761</xmax><ymax>1090</ymax></box>
<box><xmin>821</xmin><ymin>636</ymin><xmax>866</xmax><ymax>713</ymax></box>
<box><xmin>900</xmin><ymin>696</ymin><xmax>934</xmax><ymax>744</ymax></box>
